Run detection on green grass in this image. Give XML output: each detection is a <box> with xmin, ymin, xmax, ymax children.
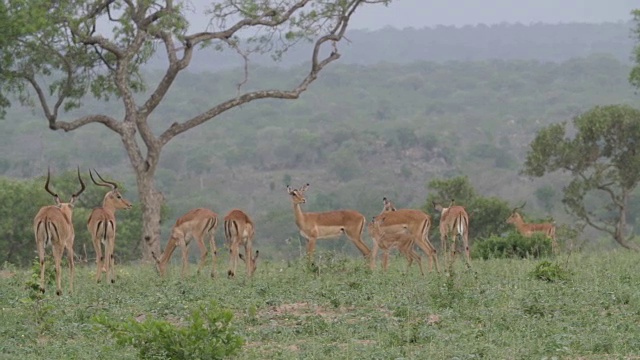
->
<box><xmin>1</xmin><ymin>251</ymin><xmax>640</xmax><ymax>359</ymax></box>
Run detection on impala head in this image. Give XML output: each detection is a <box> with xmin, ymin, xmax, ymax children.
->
<box><xmin>239</xmin><ymin>250</ymin><xmax>259</xmax><ymax>276</ymax></box>
<box><xmin>287</xmin><ymin>183</ymin><xmax>309</xmax><ymax>204</ymax></box>
<box><xmin>150</xmin><ymin>250</ymin><xmax>168</xmax><ymax>277</ymax></box>
<box><xmin>506</xmin><ymin>202</ymin><xmax>526</xmax><ymax>224</ymax></box>
<box><xmin>90</xmin><ymin>169</ymin><xmax>133</xmax><ymax>210</ymax></box>
<box><xmin>433</xmin><ymin>199</ymin><xmax>455</xmax><ymax>213</ymax></box>
<box><xmin>382</xmin><ymin>197</ymin><xmax>397</xmax><ymax>212</ymax></box>
<box><xmin>44</xmin><ymin>167</ymin><xmax>86</xmax><ymax>214</ymax></box>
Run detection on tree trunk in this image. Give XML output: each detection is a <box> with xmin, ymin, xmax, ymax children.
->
<box><xmin>137</xmin><ymin>170</ymin><xmax>164</xmax><ymax>261</ymax></box>
<box><xmin>614</xmin><ymin>196</ymin><xmax>639</xmax><ymax>251</ymax></box>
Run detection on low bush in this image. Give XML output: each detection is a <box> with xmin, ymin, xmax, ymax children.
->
<box><xmin>472</xmin><ymin>232</ymin><xmax>553</xmax><ymax>259</ymax></box>
<box><xmin>94</xmin><ymin>301</ymin><xmax>244</xmax><ymax>360</ymax></box>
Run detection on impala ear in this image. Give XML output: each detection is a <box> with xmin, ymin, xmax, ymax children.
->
<box><xmin>301</xmin><ymin>183</ymin><xmax>309</xmax><ymax>192</ymax></box>
<box><xmin>253</xmin><ymin>250</ymin><xmax>259</xmax><ymax>260</ymax></box>
<box><xmin>286</xmin><ymin>185</ymin><xmax>292</xmax><ymax>193</ymax></box>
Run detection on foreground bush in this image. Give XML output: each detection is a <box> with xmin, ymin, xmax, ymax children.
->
<box><xmin>94</xmin><ymin>301</ymin><xmax>244</xmax><ymax>360</ymax></box>
<box><xmin>472</xmin><ymin>232</ymin><xmax>553</xmax><ymax>259</ymax></box>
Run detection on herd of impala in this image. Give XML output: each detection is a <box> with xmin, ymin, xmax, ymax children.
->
<box><xmin>33</xmin><ymin>171</ymin><xmax>558</xmax><ymax>296</ymax></box>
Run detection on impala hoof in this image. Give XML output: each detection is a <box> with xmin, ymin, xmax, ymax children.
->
<box><xmin>227</xmin><ymin>270</ymin><xmax>235</xmax><ymax>278</ymax></box>
<box><xmin>56</xmin><ymin>290</ymin><xmax>62</xmax><ymax>296</ymax></box>
<box><xmin>110</xmin><ymin>279</ymin><xmax>115</xmax><ymax>284</ymax></box>
<box><xmin>39</xmin><ymin>287</ymin><xmax>45</xmax><ymax>294</ymax></box>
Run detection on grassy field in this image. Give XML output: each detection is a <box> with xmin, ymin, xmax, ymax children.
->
<box><xmin>1</xmin><ymin>250</ymin><xmax>640</xmax><ymax>359</ymax></box>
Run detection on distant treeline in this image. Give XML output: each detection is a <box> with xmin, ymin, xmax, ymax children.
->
<box><xmin>149</xmin><ymin>22</ymin><xmax>636</xmax><ymax>71</ymax></box>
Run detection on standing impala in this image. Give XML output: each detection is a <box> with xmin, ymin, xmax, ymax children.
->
<box><xmin>151</xmin><ymin>208</ymin><xmax>218</xmax><ymax>278</ymax></box>
<box><xmin>87</xmin><ymin>169</ymin><xmax>133</xmax><ymax>284</ymax></box>
<box><xmin>224</xmin><ymin>209</ymin><xmax>258</xmax><ymax>278</ymax></box>
<box><xmin>376</xmin><ymin>197</ymin><xmax>439</xmax><ymax>272</ymax></box>
<box><xmin>368</xmin><ymin>216</ymin><xmax>424</xmax><ymax>275</ymax></box>
<box><xmin>507</xmin><ymin>202</ymin><xmax>558</xmax><ymax>254</ymax></box>
<box><xmin>33</xmin><ymin>167</ymin><xmax>86</xmax><ymax>295</ymax></box>
<box><xmin>287</xmin><ymin>184</ymin><xmax>371</xmax><ymax>261</ymax></box>
<box><xmin>433</xmin><ymin>200</ymin><xmax>471</xmax><ymax>266</ymax></box>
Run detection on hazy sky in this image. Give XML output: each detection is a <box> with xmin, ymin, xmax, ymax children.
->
<box><xmin>351</xmin><ymin>0</ymin><xmax>638</xmax><ymax>30</ymax></box>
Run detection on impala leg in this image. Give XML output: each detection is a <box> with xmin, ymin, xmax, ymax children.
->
<box><xmin>208</xmin><ymin>232</ymin><xmax>217</xmax><ymax>278</ymax></box>
<box><xmin>67</xmin><ymin>239</ymin><xmax>75</xmax><ymax>294</ymax></box>
<box><xmin>53</xmin><ymin>245</ymin><xmax>63</xmax><ymax>296</ymax></box>
<box><xmin>195</xmin><ymin>233</ymin><xmax>208</xmax><ymax>275</ymax></box>
<box><xmin>179</xmin><ymin>235</ymin><xmax>189</xmax><ymax>278</ymax></box>
<box><xmin>104</xmin><ymin>235</ymin><xmax>114</xmax><ymax>284</ymax></box>
<box><xmin>244</xmin><ymin>240</ymin><xmax>253</xmax><ymax>277</ymax></box>
<box><xmin>228</xmin><ymin>240</ymin><xmax>239</xmax><ymax>278</ymax></box>
<box><xmin>370</xmin><ymin>239</ymin><xmax>379</xmax><ymax>270</ymax></box>
<box><xmin>382</xmin><ymin>249</ymin><xmax>389</xmax><ymax>272</ymax></box>
<box><xmin>347</xmin><ymin>233</ymin><xmax>371</xmax><ymax>259</ymax></box>
<box><xmin>305</xmin><ymin>237</ymin><xmax>317</xmax><ymax>261</ymax></box>
<box><xmin>38</xmin><ymin>238</ymin><xmax>46</xmax><ymax>293</ymax></box>
<box><xmin>93</xmin><ymin>232</ymin><xmax>103</xmax><ymax>283</ymax></box>
<box><xmin>463</xmin><ymin>232</ymin><xmax>472</xmax><ymax>268</ymax></box>
<box><xmin>413</xmin><ymin>250</ymin><xmax>425</xmax><ymax>276</ymax></box>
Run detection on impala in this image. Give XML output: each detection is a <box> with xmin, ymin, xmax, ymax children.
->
<box><xmin>381</xmin><ymin>197</ymin><xmax>397</xmax><ymax>212</ymax></box>
<box><xmin>151</xmin><ymin>208</ymin><xmax>218</xmax><ymax>278</ymax></box>
<box><xmin>287</xmin><ymin>184</ymin><xmax>371</xmax><ymax>261</ymax></box>
<box><xmin>375</xmin><ymin>197</ymin><xmax>439</xmax><ymax>272</ymax></box>
<box><xmin>33</xmin><ymin>167</ymin><xmax>86</xmax><ymax>295</ymax></box>
<box><xmin>368</xmin><ymin>216</ymin><xmax>424</xmax><ymax>275</ymax></box>
<box><xmin>433</xmin><ymin>199</ymin><xmax>471</xmax><ymax>266</ymax></box>
<box><xmin>87</xmin><ymin>169</ymin><xmax>133</xmax><ymax>284</ymax></box>
<box><xmin>224</xmin><ymin>209</ymin><xmax>258</xmax><ymax>278</ymax></box>
<box><xmin>507</xmin><ymin>202</ymin><xmax>558</xmax><ymax>254</ymax></box>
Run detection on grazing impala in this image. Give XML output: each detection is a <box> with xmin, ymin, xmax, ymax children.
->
<box><xmin>224</xmin><ymin>209</ymin><xmax>258</xmax><ymax>278</ymax></box>
<box><xmin>152</xmin><ymin>208</ymin><xmax>218</xmax><ymax>278</ymax></box>
<box><xmin>287</xmin><ymin>184</ymin><xmax>371</xmax><ymax>261</ymax></box>
<box><xmin>433</xmin><ymin>200</ymin><xmax>471</xmax><ymax>266</ymax></box>
<box><xmin>375</xmin><ymin>197</ymin><xmax>439</xmax><ymax>272</ymax></box>
<box><xmin>507</xmin><ymin>202</ymin><xmax>558</xmax><ymax>254</ymax></box>
<box><xmin>33</xmin><ymin>167</ymin><xmax>86</xmax><ymax>295</ymax></box>
<box><xmin>368</xmin><ymin>216</ymin><xmax>424</xmax><ymax>275</ymax></box>
<box><xmin>87</xmin><ymin>169</ymin><xmax>133</xmax><ymax>284</ymax></box>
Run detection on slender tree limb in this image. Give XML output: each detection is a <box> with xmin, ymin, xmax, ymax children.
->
<box><xmin>50</xmin><ymin>114</ymin><xmax>124</xmax><ymax>134</ymax></box>
<box><xmin>184</xmin><ymin>0</ymin><xmax>312</xmax><ymax>46</ymax></box>
<box><xmin>158</xmin><ymin>48</ymin><xmax>341</xmax><ymax>146</ymax></box>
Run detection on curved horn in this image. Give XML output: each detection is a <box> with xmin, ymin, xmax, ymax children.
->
<box><xmin>514</xmin><ymin>201</ymin><xmax>526</xmax><ymax>212</ymax></box>
<box><xmin>44</xmin><ymin>167</ymin><xmax>60</xmax><ymax>201</ymax></box>
<box><xmin>91</xmin><ymin>169</ymin><xmax>118</xmax><ymax>190</ymax></box>
<box><xmin>71</xmin><ymin>167</ymin><xmax>86</xmax><ymax>200</ymax></box>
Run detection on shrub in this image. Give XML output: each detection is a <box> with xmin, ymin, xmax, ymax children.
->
<box><xmin>472</xmin><ymin>232</ymin><xmax>553</xmax><ymax>260</ymax></box>
<box><xmin>94</xmin><ymin>301</ymin><xmax>244</xmax><ymax>360</ymax></box>
<box><xmin>530</xmin><ymin>260</ymin><xmax>570</xmax><ymax>282</ymax></box>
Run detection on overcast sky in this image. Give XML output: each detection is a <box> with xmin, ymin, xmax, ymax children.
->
<box><xmin>348</xmin><ymin>0</ymin><xmax>637</xmax><ymax>30</ymax></box>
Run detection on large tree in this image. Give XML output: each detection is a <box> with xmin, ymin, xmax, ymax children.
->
<box><xmin>523</xmin><ymin>105</ymin><xmax>640</xmax><ymax>250</ymax></box>
<box><xmin>629</xmin><ymin>9</ymin><xmax>640</xmax><ymax>89</ymax></box>
<box><xmin>0</xmin><ymin>0</ymin><xmax>390</xmax><ymax>260</ymax></box>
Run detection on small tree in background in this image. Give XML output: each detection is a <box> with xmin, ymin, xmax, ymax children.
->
<box><xmin>523</xmin><ymin>105</ymin><xmax>640</xmax><ymax>250</ymax></box>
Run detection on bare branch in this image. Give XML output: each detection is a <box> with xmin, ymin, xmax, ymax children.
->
<box><xmin>185</xmin><ymin>0</ymin><xmax>312</xmax><ymax>46</ymax></box>
<box><xmin>50</xmin><ymin>114</ymin><xmax>124</xmax><ymax>134</ymax></box>
<box><xmin>158</xmin><ymin>0</ymin><xmax>371</xmax><ymax>145</ymax></box>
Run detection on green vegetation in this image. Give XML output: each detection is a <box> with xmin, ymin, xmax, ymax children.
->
<box><xmin>95</xmin><ymin>301</ymin><xmax>244</xmax><ymax>359</ymax></box>
<box><xmin>523</xmin><ymin>105</ymin><xmax>640</xmax><ymax>250</ymax></box>
<box><xmin>473</xmin><ymin>232</ymin><xmax>553</xmax><ymax>260</ymax></box>
<box><xmin>1</xmin><ymin>252</ymin><xmax>639</xmax><ymax>359</ymax></box>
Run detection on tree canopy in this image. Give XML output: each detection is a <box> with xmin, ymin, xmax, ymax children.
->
<box><xmin>523</xmin><ymin>104</ymin><xmax>640</xmax><ymax>250</ymax></box>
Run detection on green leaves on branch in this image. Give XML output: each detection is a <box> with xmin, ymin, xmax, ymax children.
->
<box><xmin>523</xmin><ymin>104</ymin><xmax>640</xmax><ymax>249</ymax></box>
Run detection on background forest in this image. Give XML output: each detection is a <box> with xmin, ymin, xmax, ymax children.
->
<box><xmin>1</xmin><ymin>21</ymin><xmax>639</xmax><ymax>266</ymax></box>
